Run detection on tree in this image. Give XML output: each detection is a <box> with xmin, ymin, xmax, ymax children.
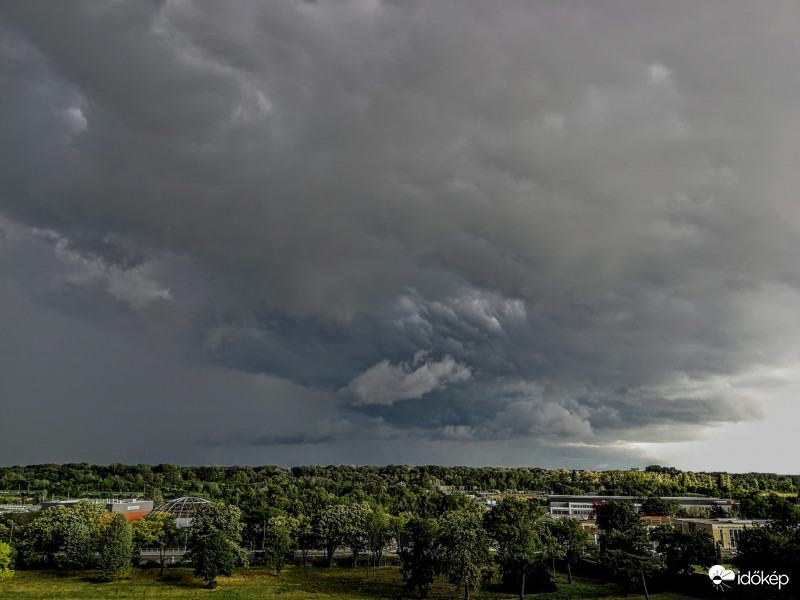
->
<box><xmin>19</xmin><ymin>507</ymin><xmax>68</xmax><ymax>566</ymax></box>
<box><xmin>59</xmin><ymin>515</ymin><xmax>96</xmax><ymax>572</ymax></box>
<box><xmin>97</xmin><ymin>514</ymin><xmax>132</xmax><ymax>581</ymax></box>
<box><xmin>292</xmin><ymin>513</ymin><xmax>316</xmax><ymax>567</ymax></box>
<box><xmin>191</xmin><ymin>530</ymin><xmax>236</xmax><ymax>588</ymax></box>
<box><xmin>484</xmin><ymin>497</ymin><xmax>546</xmax><ymax>599</ymax></box>
<box><xmin>149</xmin><ymin>487</ymin><xmax>164</xmax><ymax>507</ymax></box>
<box><xmin>596</xmin><ymin>502</ymin><xmax>642</xmax><ymax>539</ymax></box>
<box><xmin>733</xmin><ymin>516</ymin><xmax>800</xmax><ymax>595</ymax></box>
<box><xmin>264</xmin><ymin>516</ymin><xmax>292</xmax><ymax>577</ymax></box>
<box><xmin>0</xmin><ymin>541</ymin><xmax>14</xmax><ymax>582</ymax></box>
<box><xmin>317</xmin><ymin>504</ymin><xmax>359</xmax><ymax>567</ymax></box>
<box><xmin>437</xmin><ymin>506</ymin><xmax>490</xmax><ymax>600</ymax></box>
<box><xmin>132</xmin><ymin>511</ymin><xmax>177</xmax><ymax>576</ymax></box>
<box><xmin>21</xmin><ymin>502</ymin><xmax>106</xmax><ymax>571</ymax></box>
<box><xmin>400</xmin><ymin>516</ymin><xmax>440</xmax><ymax>598</ymax></box>
<box><xmin>66</xmin><ymin>501</ymin><xmax>108</xmax><ymax>571</ymax></box>
<box><xmin>640</xmin><ymin>496</ymin><xmax>679</xmax><ymax>517</ymax></box>
<box><xmin>344</xmin><ymin>503</ymin><xmax>371</xmax><ymax>567</ymax></box>
<box><xmin>739</xmin><ymin>494</ymin><xmax>768</xmax><ymax>519</ymax></box>
<box><xmin>765</xmin><ymin>493</ymin><xmax>800</xmax><ymax>534</ymax></box>
<box><xmin>708</xmin><ymin>504</ymin><xmax>727</xmax><ymax>518</ymax></box>
<box><xmin>596</xmin><ymin>502</ymin><xmax>661</xmax><ymax>596</ymax></box>
<box><xmin>651</xmin><ymin>526</ymin><xmax>719</xmax><ymax>578</ymax></box>
<box><xmin>548</xmin><ymin>517</ymin><xmax>594</xmax><ymax>584</ymax></box>
<box><xmin>317</xmin><ymin>504</ymin><xmax>347</xmax><ymax>567</ymax></box>
<box><xmin>390</xmin><ymin>511</ymin><xmax>413</xmax><ymax>566</ymax></box>
<box><xmin>188</xmin><ymin>503</ymin><xmax>248</xmax><ymax>588</ymax></box>
<box><xmin>365</xmin><ymin>505</ymin><xmax>391</xmax><ymax>577</ymax></box>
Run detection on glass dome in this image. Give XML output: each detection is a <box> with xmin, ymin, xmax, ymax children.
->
<box><xmin>150</xmin><ymin>496</ymin><xmax>211</xmax><ymax>519</ymax></box>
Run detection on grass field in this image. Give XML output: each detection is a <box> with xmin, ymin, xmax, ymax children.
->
<box><xmin>0</xmin><ymin>565</ymin><xmax>710</xmax><ymax>600</ymax></box>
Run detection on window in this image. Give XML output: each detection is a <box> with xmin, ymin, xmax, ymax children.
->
<box><xmin>729</xmin><ymin>529</ymin><xmax>741</xmax><ymax>548</ymax></box>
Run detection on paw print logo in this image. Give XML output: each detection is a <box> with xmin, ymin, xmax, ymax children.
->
<box><xmin>708</xmin><ymin>564</ymin><xmax>735</xmax><ymax>591</ymax></box>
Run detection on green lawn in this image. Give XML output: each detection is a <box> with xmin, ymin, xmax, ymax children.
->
<box><xmin>0</xmin><ymin>565</ymin><xmax>709</xmax><ymax>600</ymax></box>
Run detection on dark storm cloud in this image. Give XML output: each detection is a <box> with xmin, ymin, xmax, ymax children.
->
<box><xmin>2</xmin><ymin>0</ymin><xmax>800</xmax><ymax>467</ymax></box>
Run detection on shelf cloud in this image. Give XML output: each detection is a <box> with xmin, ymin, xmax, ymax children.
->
<box><xmin>2</xmin><ymin>1</ymin><xmax>800</xmax><ymax>470</ymax></box>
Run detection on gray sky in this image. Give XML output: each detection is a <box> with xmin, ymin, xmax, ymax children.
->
<box><xmin>2</xmin><ymin>1</ymin><xmax>800</xmax><ymax>471</ymax></box>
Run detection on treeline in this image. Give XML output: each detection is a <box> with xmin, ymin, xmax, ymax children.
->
<box><xmin>2</xmin><ymin>491</ymin><xmax>799</xmax><ymax>596</ymax></box>
<box><xmin>0</xmin><ymin>464</ymin><xmax>797</xmax><ymax>503</ymax></box>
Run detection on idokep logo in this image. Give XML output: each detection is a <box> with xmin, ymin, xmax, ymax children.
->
<box><xmin>708</xmin><ymin>565</ymin><xmax>735</xmax><ymax>591</ymax></box>
<box><xmin>708</xmin><ymin>564</ymin><xmax>790</xmax><ymax>592</ymax></box>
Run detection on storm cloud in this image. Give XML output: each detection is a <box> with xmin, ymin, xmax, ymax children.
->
<box><xmin>2</xmin><ymin>1</ymin><xmax>800</xmax><ymax>470</ymax></box>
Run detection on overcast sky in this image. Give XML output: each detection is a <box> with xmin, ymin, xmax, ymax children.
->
<box><xmin>2</xmin><ymin>1</ymin><xmax>800</xmax><ymax>472</ymax></box>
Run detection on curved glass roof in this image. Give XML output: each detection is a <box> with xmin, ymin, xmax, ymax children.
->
<box><xmin>150</xmin><ymin>496</ymin><xmax>211</xmax><ymax>519</ymax></box>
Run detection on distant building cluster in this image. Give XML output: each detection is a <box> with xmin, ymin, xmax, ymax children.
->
<box><xmin>437</xmin><ymin>488</ymin><xmax>758</xmax><ymax>554</ymax></box>
<box><xmin>547</xmin><ymin>494</ymin><xmax>752</xmax><ymax>554</ymax></box>
<box><xmin>40</xmin><ymin>498</ymin><xmax>154</xmax><ymax>521</ymax></box>
<box><xmin>547</xmin><ymin>494</ymin><xmax>737</xmax><ymax>518</ymax></box>
<box><xmin>13</xmin><ymin>495</ymin><xmax>210</xmax><ymax>529</ymax></box>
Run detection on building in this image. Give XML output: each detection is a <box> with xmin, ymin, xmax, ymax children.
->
<box><xmin>567</xmin><ymin>515</ymin><xmax>674</xmax><ymax>546</ymax></box>
<box><xmin>547</xmin><ymin>495</ymin><xmax>737</xmax><ymax>518</ymax></box>
<box><xmin>673</xmin><ymin>518</ymin><xmax>764</xmax><ymax>553</ymax></box>
<box><xmin>40</xmin><ymin>498</ymin><xmax>154</xmax><ymax>521</ymax></box>
<box><xmin>150</xmin><ymin>496</ymin><xmax>210</xmax><ymax>528</ymax></box>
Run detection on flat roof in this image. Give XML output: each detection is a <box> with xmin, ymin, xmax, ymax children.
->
<box><xmin>674</xmin><ymin>518</ymin><xmax>763</xmax><ymax>525</ymax></box>
<box><xmin>547</xmin><ymin>495</ymin><xmax>735</xmax><ymax>502</ymax></box>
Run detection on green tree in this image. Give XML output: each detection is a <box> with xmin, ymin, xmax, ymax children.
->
<box><xmin>148</xmin><ymin>487</ymin><xmax>164</xmax><ymax>507</ymax></box>
<box><xmin>708</xmin><ymin>504</ymin><xmax>727</xmax><ymax>518</ymax></box>
<box><xmin>344</xmin><ymin>503</ymin><xmax>371</xmax><ymax>567</ymax></box>
<box><xmin>438</xmin><ymin>506</ymin><xmax>490</xmax><ymax>600</ymax></box>
<box><xmin>651</xmin><ymin>526</ymin><xmax>719</xmax><ymax>577</ymax></box>
<box><xmin>390</xmin><ymin>511</ymin><xmax>413</xmax><ymax>565</ymax></box>
<box><xmin>317</xmin><ymin>504</ymin><xmax>356</xmax><ymax>567</ymax></box>
<box><xmin>484</xmin><ymin>497</ymin><xmax>546</xmax><ymax>599</ymax></box>
<box><xmin>639</xmin><ymin>496</ymin><xmax>679</xmax><ymax>517</ymax></box>
<box><xmin>548</xmin><ymin>517</ymin><xmax>594</xmax><ymax>584</ymax></box>
<box><xmin>400</xmin><ymin>516</ymin><xmax>440</xmax><ymax>598</ymax></box>
<box><xmin>20</xmin><ymin>508</ymin><xmax>66</xmax><ymax>566</ymax></box>
<box><xmin>739</xmin><ymin>494</ymin><xmax>768</xmax><ymax>519</ymax></box>
<box><xmin>596</xmin><ymin>501</ymin><xmax>641</xmax><ymax>539</ymax></box>
<box><xmin>733</xmin><ymin>499</ymin><xmax>800</xmax><ymax>595</ymax></box>
<box><xmin>97</xmin><ymin>514</ymin><xmax>132</xmax><ymax>581</ymax></box>
<box><xmin>596</xmin><ymin>502</ymin><xmax>661</xmax><ymax>595</ymax></box>
<box><xmin>188</xmin><ymin>503</ymin><xmax>248</xmax><ymax>588</ymax></box>
<box><xmin>365</xmin><ymin>505</ymin><xmax>391</xmax><ymax>577</ymax></box>
<box><xmin>292</xmin><ymin>513</ymin><xmax>316</xmax><ymax>567</ymax></box>
<box><xmin>191</xmin><ymin>530</ymin><xmax>236</xmax><ymax>588</ymax></box>
<box><xmin>132</xmin><ymin>511</ymin><xmax>177</xmax><ymax>576</ymax></box>
<box><xmin>765</xmin><ymin>493</ymin><xmax>800</xmax><ymax>533</ymax></box>
<box><xmin>0</xmin><ymin>541</ymin><xmax>14</xmax><ymax>582</ymax></box>
<box><xmin>264</xmin><ymin>516</ymin><xmax>292</xmax><ymax>576</ymax></box>
<box><xmin>733</xmin><ymin>526</ymin><xmax>798</xmax><ymax>578</ymax></box>
<box><xmin>21</xmin><ymin>502</ymin><xmax>105</xmax><ymax>571</ymax></box>
<box><xmin>60</xmin><ymin>515</ymin><xmax>96</xmax><ymax>572</ymax></box>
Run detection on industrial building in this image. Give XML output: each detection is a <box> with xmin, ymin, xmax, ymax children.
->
<box><xmin>40</xmin><ymin>498</ymin><xmax>154</xmax><ymax>521</ymax></box>
<box><xmin>547</xmin><ymin>495</ymin><xmax>737</xmax><ymax>518</ymax></box>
